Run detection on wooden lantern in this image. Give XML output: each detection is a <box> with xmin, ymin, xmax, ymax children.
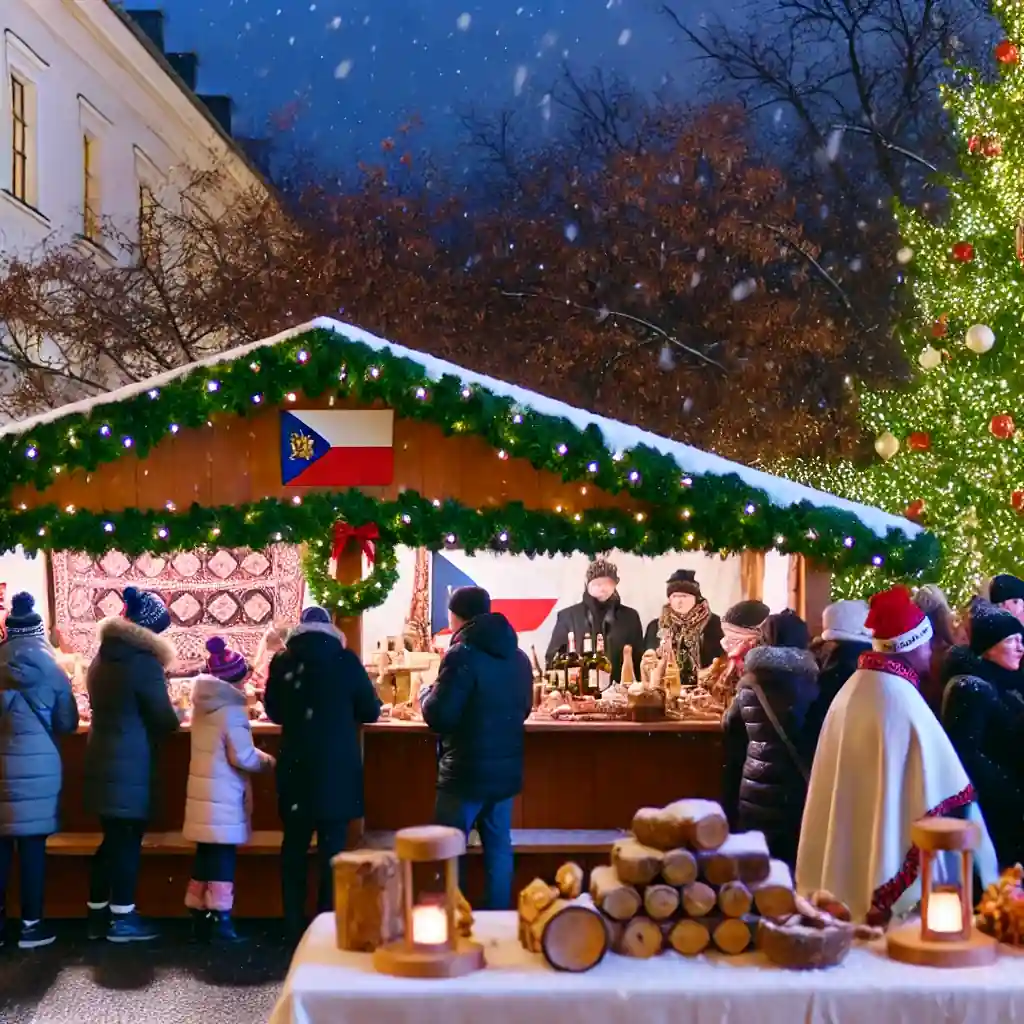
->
<box><xmin>372</xmin><ymin>825</ymin><xmax>485</xmax><ymax>978</ymax></box>
<box><xmin>886</xmin><ymin>817</ymin><xmax>998</xmax><ymax>967</ymax></box>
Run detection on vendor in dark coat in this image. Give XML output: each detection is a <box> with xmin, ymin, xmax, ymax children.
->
<box><xmin>422</xmin><ymin>586</ymin><xmax>533</xmax><ymax>910</ymax></box>
<box><xmin>643</xmin><ymin>570</ymin><xmax>724</xmax><ymax>685</ymax></box>
<box><xmin>806</xmin><ymin>600</ymin><xmax>871</xmax><ymax>743</ymax></box>
<box><xmin>941</xmin><ymin>601</ymin><xmax>1024</xmax><ymax>867</ymax></box>
<box><xmin>545</xmin><ymin>558</ymin><xmax>644</xmax><ymax>682</ymax></box>
<box><xmin>0</xmin><ymin>594</ymin><xmax>79</xmax><ymax>949</ymax></box>
<box><xmin>265</xmin><ymin>606</ymin><xmax>381</xmax><ymax>940</ymax></box>
<box><xmin>723</xmin><ymin>610</ymin><xmax>818</xmax><ymax>868</ymax></box>
<box><xmin>84</xmin><ymin>587</ymin><xmax>180</xmax><ymax>943</ymax></box>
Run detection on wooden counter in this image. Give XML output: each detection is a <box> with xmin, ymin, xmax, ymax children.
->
<box><xmin>39</xmin><ymin>719</ymin><xmax>723</xmax><ymax>918</ymax></box>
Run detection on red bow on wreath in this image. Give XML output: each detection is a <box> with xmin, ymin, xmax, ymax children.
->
<box><xmin>331</xmin><ymin>522</ymin><xmax>379</xmax><ymax>565</ymax></box>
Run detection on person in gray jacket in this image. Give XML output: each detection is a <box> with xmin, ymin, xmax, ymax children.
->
<box><xmin>0</xmin><ymin>593</ymin><xmax>79</xmax><ymax>949</ymax></box>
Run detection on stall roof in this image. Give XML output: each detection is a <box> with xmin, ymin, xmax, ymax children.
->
<box><xmin>1</xmin><ymin>317</ymin><xmax>920</xmax><ymax>544</ymax></box>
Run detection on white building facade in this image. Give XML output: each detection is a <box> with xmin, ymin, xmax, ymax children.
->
<box><xmin>0</xmin><ymin>0</ymin><xmax>263</xmax><ymax>258</ymax></box>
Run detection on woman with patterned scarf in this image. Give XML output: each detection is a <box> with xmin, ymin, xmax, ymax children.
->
<box><xmin>699</xmin><ymin>600</ymin><xmax>770</xmax><ymax>708</ymax></box>
<box><xmin>643</xmin><ymin>570</ymin><xmax>724</xmax><ymax>686</ymax></box>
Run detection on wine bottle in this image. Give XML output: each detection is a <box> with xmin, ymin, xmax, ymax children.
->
<box><xmin>595</xmin><ymin>633</ymin><xmax>613</xmax><ymax>691</ymax></box>
<box><xmin>620</xmin><ymin>643</ymin><xmax>637</xmax><ymax>686</ymax></box>
<box><xmin>548</xmin><ymin>647</ymin><xmax>567</xmax><ymax>692</ymax></box>
<box><xmin>530</xmin><ymin>645</ymin><xmax>544</xmax><ymax>682</ymax></box>
<box><xmin>565</xmin><ymin>631</ymin><xmax>582</xmax><ymax>696</ymax></box>
<box><xmin>582</xmin><ymin>633</ymin><xmax>598</xmax><ymax>693</ymax></box>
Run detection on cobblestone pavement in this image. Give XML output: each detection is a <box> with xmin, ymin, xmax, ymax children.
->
<box><xmin>0</xmin><ymin>921</ymin><xmax>290</xmax><ymax>1024</ymax></box>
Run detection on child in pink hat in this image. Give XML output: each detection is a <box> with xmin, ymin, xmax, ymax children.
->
<box><xmin>183</xmin><ymin>637</ymin><xmax>274</xmax><ymax>942</ymax></box>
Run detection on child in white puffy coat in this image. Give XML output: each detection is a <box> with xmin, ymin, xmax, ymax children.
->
<box><xmin>183</xmin><ymin>637</ymin><xmax>274</xmax><ymax>942</ymax></box>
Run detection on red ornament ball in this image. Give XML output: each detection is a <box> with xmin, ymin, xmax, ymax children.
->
<box><xmin>952</xmin><ymin>242</ymin><xmax>975</xmax><ymax>263</ymax></box>
<box><xmin>906</xmin><ymin>499</ymin><xmax>926</xmax><ymax>522</ymax></box>
<box><xmin>990</xmin><ymin>414</ymin><xmax>1016</xmax><ymax>439</ymax></box>
<box><xmin>1012</xmin><ymin>490</ymin><xmax>1024</xmax><ymax>514</ymax></box>
<box><xmin>995</xmin><ymin>40</ymin><xmax>1020</xmax><ymax>64</ymax></box>
<box><xmin>930</xmin><ymin>319</ymin><xmax>948</xmax><ymax>339</ymax></box>
<box><xmin>983</xmin><ymin>139</ymin><xmax>1003</xmax><ymax>157</ymax></box>
<box><xmin>907</xmin><ymin>432</ymin><xmax>931</xmax><ymax>451</ymax></box>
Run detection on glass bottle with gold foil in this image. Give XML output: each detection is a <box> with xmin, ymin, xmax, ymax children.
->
<box><xmin>564</xmin><ymin>631</ymin><xmax>582</xmax><ymax>696</ymax></box>
<box><xmin>595</xmin><ymin>633</ymin><xmax>613</xmax><ymax>691</ymax></box>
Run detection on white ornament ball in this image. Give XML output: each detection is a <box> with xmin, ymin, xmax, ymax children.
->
<box><xmin>896</xmin><ymin>246</ymin><xmax>914</xmax><ymax>265</ymax></box>
<box><xmin>874</xmin><ymin>431</ymin><xmax>900</xmax><ymax>461</ymax></box>
<box><xmin>965</xmin><ymin>323</ymin><xmax>996</xmax><ymax>354</ymax></box>
<box><xmin>918</xmin><ymin>345</ymin><xmax>942</xmax><ymax>370</ymax></box>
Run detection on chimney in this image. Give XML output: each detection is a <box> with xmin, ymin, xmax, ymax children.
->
<box><xmin>237</xmin><ymin>137</ymin><xmax>273</xmax><ymax>176</ymax></box>
<box><xmin>125</xmin><ymin>9</ymin><xmax>166</xmax><ymax>52</ymax></box>
<box><xmin>200</xmin><ymin>95</ymin><xmax>233</xmax><ymax>136</ymax></box>
<box><xmin>167</xmin><ymin>52</ymin><xmax>199</xmax><ymax>91</ymax></box>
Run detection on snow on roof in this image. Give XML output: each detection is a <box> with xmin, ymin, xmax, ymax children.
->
<box><xmin>1</xmin><ymin>317</ymin><xmax>921</xmax><ymax>541</ymax></box>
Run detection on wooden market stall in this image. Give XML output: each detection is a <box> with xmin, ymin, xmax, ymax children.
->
<box><xmin>0</xmin><ymin>318</ymin><xmax>935</xmax><ymax>916</ymax></box>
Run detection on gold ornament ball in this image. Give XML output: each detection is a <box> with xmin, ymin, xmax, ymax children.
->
<box><xmin>918</xmin><ymin>345</ymin><xmax>942</xmax><ymax>370</ymax></box>
<box><xmin>965</xmin><ymin>324</ymin><xmax>996</xmax><ymax>354</ymax></box>
<box><xmin>874</xmin><ymin>431</ymin><xmax>900</xmax><ymax>461</ymax></box>
<box><xmin>896</xmin><ymin>246</ymin><xmax>914</xmax><ymax>265</ymax></box>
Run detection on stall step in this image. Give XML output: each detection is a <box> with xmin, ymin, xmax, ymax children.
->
<box><xmin>46</xmin><ymin>828</ymin><xmax>628</xmax><ymax>857</ymax></box>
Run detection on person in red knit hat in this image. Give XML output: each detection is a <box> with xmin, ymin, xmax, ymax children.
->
<box><xmin>796</xmin><ymin>585</ymin><xmax>998</xmax><ymax>924</ymax></box>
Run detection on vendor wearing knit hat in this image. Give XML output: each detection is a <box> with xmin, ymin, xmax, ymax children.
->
<box><xmin>0</xmin><ymin>594</ymin><xmax>79</xmax><ymax>949</ymax></box>
<box><xmin>84</xmin><ymin>587</ymin><xmax>181</xmax><ymax>943</ymax></box>
<box><xmin>642</xmin><ymin>570</ymin><xmax>724</xmax><ymax>686</ymax></box>
<box><xmin>798</xmin><ymin>585</ymin><xmax>998</xmax><ymax>926</ymax></box>
<box><xmin>941</xmin><ymin>601</ymin><xmax>1024</xmax><ymax>866</ymax></box>
<box><xmin>182</xmin><ymin>637</ymin><xmax>273</xmax><ymax>943</ymax></box>
<box><xmin>544</xmin><ymin>557</ymin><xmax>644</xmax><ymax>683</ymax></box>
<box><xmin>986</xmin><ymin>574</ymin><xmax>1024</xmax><ymax>625</ymax></box>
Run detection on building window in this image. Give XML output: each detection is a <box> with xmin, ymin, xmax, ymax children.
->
<box><xmin>10</xmin><ymin>74</ymin><xmax>28</xmax><ymax>203</ymax></box>
<box><xmin>82</xmin><ymin>133</ymin><xmax>100</xmax><ymax>240</ymax></box>
<box><xmin>138</xmin><ymin>183</ymin><xmax>158</xmax><ymax>257</ymax></box>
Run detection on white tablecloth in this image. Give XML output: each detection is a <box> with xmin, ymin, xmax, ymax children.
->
<box><xmin>268</xmin><ymin>912</ymin><xmax>1024</xmax><ymax>1024</ymax></box>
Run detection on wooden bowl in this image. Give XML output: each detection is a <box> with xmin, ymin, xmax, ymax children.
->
<box><xmin>757</xmin><ymin>918</ymin><xmax>854</xmax><ymax>970</ymax></box>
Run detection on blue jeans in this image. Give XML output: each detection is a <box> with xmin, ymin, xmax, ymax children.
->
<box><xmin>434</xmin><ymin>791</ymin><xmax>515</xmax><ymax>910</ymax></box>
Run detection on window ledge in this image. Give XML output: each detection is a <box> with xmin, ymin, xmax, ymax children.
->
<box><xmin>73</xmin><ymin>235</ymin><xmax>116</xmax><ymax>267</ymax></box>
<box><xmin>0</xmin><ymin>190</ymin><xmax>49</xmax><ymax>229</ymax></box>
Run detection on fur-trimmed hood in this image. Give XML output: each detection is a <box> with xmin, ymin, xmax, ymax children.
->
<box><xmin>97</xmin><ymin>616</ymin><xmax>177</xmax><ymax>667</ymax></box>
<box><xmin>190</xmin><ymin>673</ymin><xmax>246</xmax><ymax>715</ymax></box>
<box><xmin>744</xmin><ymin>645</ymin><xmax>819</xmax><ymax>679</ymax></box>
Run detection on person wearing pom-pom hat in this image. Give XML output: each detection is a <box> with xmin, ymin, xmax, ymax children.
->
<box><xmin>83</xmin><ymin>586</ymin><xmax>181</xmax><ymax>943</ymax></box>
<box><xmin>796</xmin><ymin>585</ymin><xmax>999</xmax><ymax>925</ymax></box>
<box><xmin>0</xmin><ymin>593</ymin><xmax>79</xmax><ymax>949</ymax></box>
<box><xmin>182</xmin><ymin>637</ymin><xmax>275</xmax><ymax>943</ymax></box>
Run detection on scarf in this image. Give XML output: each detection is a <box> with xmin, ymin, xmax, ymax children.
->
<box><xmin>657</xmin><ymin>600</ymin><xmax>711</xmax><ymax>683</ymax></box>
<box><xmin>582</xmin><ymin>590</ymin><xmax>620</xmax><ymax>637</ymax></box>
<box><xmin>722</xmin><ymin>621</ymin><xmax>763</xmax><ymax>671</ymax></box>
<box><xmin>858</xmin><ymin>651</ymin><xmax>920</xmax><ymax>690</ymax></box>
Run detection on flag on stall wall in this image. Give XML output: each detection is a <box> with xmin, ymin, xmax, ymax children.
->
<box><xmin>280</xmin><ymin>410</ymin><xmax>394</xmax><ymax>487</ymax></box>
<box><xmin>430</xmin><ymin>552</ymin><xmax>558</xmax><ymax>635</ymax></box>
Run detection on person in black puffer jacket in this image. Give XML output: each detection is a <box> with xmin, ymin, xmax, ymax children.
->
<box><xmin>941</xmin><ymin>600</ymin><xmax>1024</xmax><ymax>867</ymax></box>
<box><xmin>84</xmin><ymin>588</ymin><xmax>180</xmax><ymax>944</ymax></box>
<box><xmin>805</xmin><ymin>600</ymin><xmax>871</xmax><ymax>745</ymax></box>
<box><xmin>722</xmin><ymin>610</ymin><xmax>818</xmax><ymax>868</ymax></box>
<box><xmin>265</xmin><ymin>607</ymin><xmax>380</xmax><ymax>941</ymax></box>
<box><xmin>421</xmin><ymin>586</ymin><xmax>533</xmax><ymax>910</ymax></box>
<box><xmin>0</xmin><ymin>593</ymin><xmax>79</xmax><ymax>950</ymax></box>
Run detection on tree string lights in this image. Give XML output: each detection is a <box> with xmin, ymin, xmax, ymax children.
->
<box><xmin>0</xmin><ymin>327</ymin><xmax>936</xmax><ymax>611</ymax></box>
<box><xmin>784</xmin><ymin>11</ymin><xmax>1024</xmax><ymax>603</ymax></box>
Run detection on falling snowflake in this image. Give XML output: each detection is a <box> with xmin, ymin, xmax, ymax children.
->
<box><xmin>565</xmin><ymin>222</ymin><xmax>579</xmax><ymax>242</ymax></box>
<box><xmin>456</xmin><ymin>12</ymin><xmax>472</xmax><ymax>30</ymax></box>
<box><xmin>618</xmin><ymin>28</ymin><xmax>632</xmax><ymax>45</ymax></box>
<box><xmin>658</xmin><ymin>346</ymin><xmax>675</xmax><ymax>370</ymax></box>
<box><xmin>329</xmin><ymin>16</ymin><xmax>341</xmax><ymax>29</ymax></box>
<box><xmin>334</xmin><ymin>59</ymin><xmax>353</xmax><ymax>79</ymax></box>
<box><xmin>540</xmin><ymin>93</ymin><xmax>552</xmax><ymax>121</ymax></box>
<box><xmin>514</xmin><ymin>65</ymin><xmax>529</xmax><ymax>95</ymax></box>
<box><xmin>682</xmin><ymin>397</ymin><xmax>694</xmax><ymax>414</ymax></box>
<box><xmin>773</xmin><ymin>107</ymin><xmax>783</xmax><ymax>124</ymax></box>
<box><xmin>731</xmin><ymin>279</ymin><xmax>757</xmax><ymax>301</ymax></box>
<box><xmin>825</xmin><ymin>128</ymin><xmax>843</xmax><ymax>162</ymax></box>
<box><xmin>690</xmin><ymin>271</ymin><xmax>702</xmax><ymax>288</ymax></box>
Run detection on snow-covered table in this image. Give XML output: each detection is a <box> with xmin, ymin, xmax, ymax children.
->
<box><xmin>268</xmin><ymin>911</ymin><xmax>1024</xmax><ymax>1024</ymax></box>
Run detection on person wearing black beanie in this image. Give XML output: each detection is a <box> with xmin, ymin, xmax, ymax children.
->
<box><xmin>642</xmin><ymin>570</ymin><xmax>724</xmax><ymax>686</ymax></box>
<box><xmin>420</xmin><ymin>586</ymin><xmax>533</xmax><ymax>910</ymax></box>
<box><xmin>987</xmin><ymin>574</ymin><xmax>1024</xmax><ymax>625</ymax></box>
<box><xmin>941</xmin><ymin>600</ymin><xmax>1024</xmax><ymax>866</ymax></box>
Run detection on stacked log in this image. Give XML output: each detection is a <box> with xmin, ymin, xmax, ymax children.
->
<box><xmin>525</xmin><ymin>798</ymin><xmax>799</xmax><ymax>964</ymax></box>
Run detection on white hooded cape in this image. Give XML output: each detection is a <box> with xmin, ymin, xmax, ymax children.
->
<box><xmin>796</xmin><ymin>658</ymin><xmax>999</xmax><ymax>922</ymax></box>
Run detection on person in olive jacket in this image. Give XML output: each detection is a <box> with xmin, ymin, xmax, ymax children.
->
<box><xmin>84</xmin><ymin>587</ymin><xmax>180</xmax><ymax>943</ymax></box>
<box><xmin>722</xmin><ymin>610</ymin><xmax>819</xmax><ymax>868</ymax></box>
<box><xmin>0</xmin><ymin>593</ymin><xmax>79</xmax><ymax>949</ymax></box>
<box><xmin>421</xmin><ymin>586</ymin><xmax>533</xmax><ymax>910</ymax></box>
<box><xmin>265</xmin><ymin>607</ymin><xmax>381</xmax><ymax>942</ymax></box>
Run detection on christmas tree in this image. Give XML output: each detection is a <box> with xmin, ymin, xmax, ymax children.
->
<box><xmin>788</xmin><ymin>20</ymin><xmax>1024</xmax><ymax>605</ymax></box>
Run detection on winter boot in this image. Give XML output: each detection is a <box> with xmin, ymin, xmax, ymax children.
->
<box><xmin>207</xmin><ymin>882</ymin><xmax>244</xmax><ymax>944</ymax></box>
<box><xmin>185</xmin><ymin>880</ymin><xmax>209</xmax><ymax>943</ymax></box>
<box><xmin>86</xmin><ymin>904</ymin><xmax>109</xmax><ymax>941</ymax></box>
<box><xmin>106</xmin><ymin>910</ymin><xmax>159</xmax><ymax>944</ymax></box>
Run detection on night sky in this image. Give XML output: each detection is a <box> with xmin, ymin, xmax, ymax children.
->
<box><xmin>125</xmin><ymin>0</ymin><xmax>712</xmax><ymax>165</ymax></box>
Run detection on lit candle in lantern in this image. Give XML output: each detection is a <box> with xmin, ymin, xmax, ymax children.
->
<box><xmin>925</xmin><ymin>887</ymin><xmax>963</xmax><ymax>934</ymax></box>
<box><xmin>411</xmin><ymin>904</ymin><xmax>448</xmax><ymax>946</ymax></box>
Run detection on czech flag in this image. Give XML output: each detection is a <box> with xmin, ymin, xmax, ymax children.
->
<box><xmin>431</xmin><ymin>552</ymin><xmax>557</xmax><ymax>635</ymax></box>
<box><xmin>280</xmin><ymin>410</ymin><xmax>394</xmax><ymax>487</ymax></box>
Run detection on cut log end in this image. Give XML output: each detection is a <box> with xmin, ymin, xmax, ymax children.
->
<box><xmin>712</xmin><ymin>915</ymin><xmax>758</xmax><ymax>955</ymax></box>
<box><xmin>661</xmin><ymin>847</ymin><xmax>698</xmax><ymax>886</ymax></box>
<box><xmin>682</xmin><ymin>880</ymin><xmax>717</xmax><ymax>919</ymax></box>
<box><xmin>752</xmin><ymin>860</ymin><xmax>796</xmax><ymax>920</ymax></box>
<box><xmin>699</xmin><ymin>831</ymin><xmax>771</xmax><ymax>886</ymax></box>
<box><xmin>612</xmin><ymin>837</ymin><xmax>665</xmax><ymax>885</ymax></box>
<box><xmin>718</xmin><ymin>880</ymin><xmax>753</xmax><ymax>918</ymax></box>
<box><xmin>668</xmin><ymin>917</ymin><xmax>711</xmax><ymax>956</ymax></box>
<box><xmin>643</xmin><ymin>883</ymin><xmax>681</xmax><ymax>921</ymax></box>
<box><xmin>540</xmin><ymin>905</ymin><xmax>609</xmax><ymax>973</ymax></box>
<box><xmin>555</xmin><ymin>862</ymin><xmax>585</xmax><ymax>900</ymax></box>
<box><xmin>589</xmin><ymin>865</ymin><xmax>642</xmax><ymax>921</ymax></box>
<box><xmin>614</xmin><ymin>915</ymin><xmax>664</xmax><ymax>958</ymax></box>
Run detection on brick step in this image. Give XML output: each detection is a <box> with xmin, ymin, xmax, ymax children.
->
<box><xmin>46</xmin><ymin>828</ymin><xmax>627</xmax><ymax>856</ymax></box>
